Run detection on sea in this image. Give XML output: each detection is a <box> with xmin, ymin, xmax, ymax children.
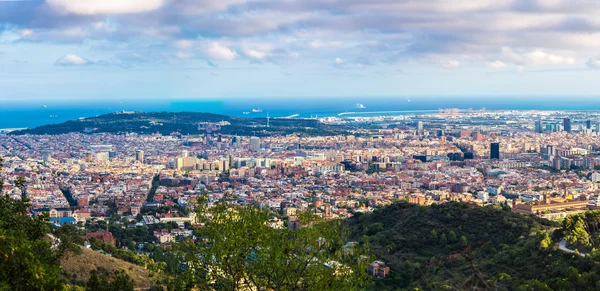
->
<box><xmin>2</xmin><ymin>96</ymin><xmax>600</xmax><ymax>129</ymax></box>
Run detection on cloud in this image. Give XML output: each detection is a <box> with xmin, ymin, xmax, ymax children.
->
<box><xmin>245</xmin><ymin>49</ymin><xmax>269</xmax><ymax>59</ymax></box>
<box><xmin>487</xmin><ymin>60</ymin><xmax>508</xmax><ymax>69</ymax></box>
<box><xmin>440</xmin><ymin>59</ymin><xmax>461</xmax><ymax>69</ymax></box>
<box><xmin>55</xmin><ymin>54</ymin><xmax>93</xmax><ymax>66</ymax></box>
<box><xmin>46</xmin><ymin>0</ymin><xmax>165</xmax><ymax>15</ymax></box>
<box><xmin>586</xmin><ymin>57</ymin><xmax>600</xmax><ymax>69</ymax></box>
<box><xmin>525</xmin><ymin>50</ymin><xmax>576</xmax><ymax>65</ymax></box>
<box><xmin>172</xmin><ymin>0</ymin><xmax>250</xmax><ymax>15</ymax></box>
<box><xmin>19</xmin><ymin>29</ymin><xmax>34</xmax><ymax>37</ymax></box>
<box><xmin>174</xmin><ymin>52</ymin><xmax>194</xmax><ymax>59</ymax></box>
<box><xmin>308</xmin><ymin>40</ymin><xmax>342</xmax><ymax>49</ymax></box>
<box><xmin>2</xmin><ymin>0</ymin><xmax>600</xmax><ymax>70</ymax></box>
<box><xmin>174</xmin><ymin>40</ymin><xmax>194</xmax><ymax>49</ymax></box>
<box><xmin>241</xmin><ymin>43</ymin><xmax>273</xmax><ymax>59</ymax></box>
<box><xmin>331</xmin><ymin>57</ymin><xmax>368</xmax><ymax>69</ymax></box>
<box><xmin>204</xmin><ymin>42</ymin><xmax>237</xmax><ymax>60</ymax></box>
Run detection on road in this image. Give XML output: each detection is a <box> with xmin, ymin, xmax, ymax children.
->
<box><xmin>559</xmin><ymin>240</ymin><xmax>586</xmax><ymax>257</ymax></box>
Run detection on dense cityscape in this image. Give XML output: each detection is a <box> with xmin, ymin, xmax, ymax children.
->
<box><xmin>7</xmin><ymin>0</ymin><xmax>600</xmax><ymax>289</ymax></box>
<box><xmin>3</xmin><ymin>110</ymin><xmax>600</xmax><ymax>250</ymax></box>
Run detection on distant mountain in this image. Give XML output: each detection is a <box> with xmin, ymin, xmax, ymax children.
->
<box><xmin>349</xmin><ymin>202</ymin><xmax>600</xmax><ymax>290</ymax></box>
<box><xmin>12</xmin><ymin>111</ymin><xmax>348</xmax><ymax>136</ymax></box>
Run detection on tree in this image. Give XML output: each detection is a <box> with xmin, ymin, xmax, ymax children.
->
<box><xmin>540</xmin><ymin>233</ymin><xmax>552</xmax><ymax>250</ymax></box>
<box><xmin>459</xmin><ymin>235</ymin><xmax>468</xmax><ymax>247</ymax></box>
<box><xmin>0</xmin><ymin>155</ymin><xmax>4</xmax><ymax>191</ymax></box>
<box><xmin>56</xmin><ymin>223</ymin><xmax>85</xmax><ymax>250</ymax></box>
<box><xmin>0</xmin><ymin>194</ymin><xmax>64</xmax><ymax>290</ymax></box>
<box><xmin>173</xmin><ymin>195</ymin><xmax>372</xmax><ymax>291</ymax></box>
<box><xmin>14</xmin><ymin>176</ymin><xmax>27</xmax><ymax>197</ymax></box>
<box><xmin>86</xmin><ymin>270</ymin><xmax>134</xmax><ymax>291</ymax></box>
<box><xmin>448</xmin><ymin>230</ymin><xmax>457</xmax><ymax>242</ymax></box>
<box><xmin>0</xmin><ymin>155</ymin><xmax>79</xmax><ymax>290</ymax></box>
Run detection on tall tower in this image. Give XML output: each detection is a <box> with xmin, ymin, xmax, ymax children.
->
<box><xmin>490</xmin><ymin>142</ymin><xmax>500</xmax><ymax>160</ymax></box>
<box><xmin>266</xmin><ymin>113</ymin><xmax>270</xmax><ymax>128</ymax></box>
<box><xmin>535</xmin><ymin>120</ymin><xmax>543</xmax><ymax>133</ymax></box>
<box><xmin>563</xmin><ymin>118</ymin><xmax>572</xmax><ymax>132</ymax></box>
<box><xmin>136</xmin><ymin>150</ymin><xmax>144</xmax><ymax>163</ymax></box>
<box><xmin>250</xmin><ymin>137</ymin><xmax>260</xmax><ymax>151</ymax></box>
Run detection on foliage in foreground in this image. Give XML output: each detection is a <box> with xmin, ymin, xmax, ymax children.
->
<box><xmin>0</xmin><ymin>194</ymin><xmax>65</xmax><ymax>290</ymax></box>
<box><xmin>154</xmin><ymin>197</ymin><xmax>373</xmax><ymax>291</ymax></box>
<box><xmin>0</xmin><ymin>155</ymin><xmax>136</xmax><ymax>290</ymax></box>
<box><xmin>349</xmin><ymin>201</ymin><xmax>600</xmax><ymax>290</ymax></box>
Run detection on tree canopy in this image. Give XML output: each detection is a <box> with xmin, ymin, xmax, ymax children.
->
<box><xmin>156</xmin><ymin>196</ymin><xmax>373</xmax><ymax>291</ymax></box>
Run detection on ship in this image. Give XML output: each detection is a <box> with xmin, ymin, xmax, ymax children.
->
<box><xmin>252</xmin><ymin>109</ymin><xmax>263</xmax><ymax>113</ymax></box>
<box><xmin>243</xmin><ymin>112</ymin><xmax>251</xmax><ymax>115</ymax></box>
<box><xmin>49</xmin><ymin>115</ymin><xmax>59</xmax><ymax>118</ymax></box>
<box><xmin>356</xmin><ymin>103</ymin><xmax>367</xmax><ymax>109</ymax></box>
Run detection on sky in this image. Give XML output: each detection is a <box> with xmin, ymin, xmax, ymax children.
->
<box><xmin>2</xmin><ymin>0</ymin><xmax>600</xmax><ymax>102</ymax></box>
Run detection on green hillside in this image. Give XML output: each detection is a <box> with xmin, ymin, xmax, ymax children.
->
<box><xmin>349</xmin><ymin>201</ymin><xmax>600</xmax><ymax>290</ymax></box>
<box><xmin>12</xmin><ymin>112</ymin><xmax>349</xmax><ymax>136</ymax></box>
<box><xmin>61</xmin><ymin>247</ymin><xmax>156</xmax><ymax>290</ymax></box>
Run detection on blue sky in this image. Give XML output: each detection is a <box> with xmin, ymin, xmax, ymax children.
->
<box><xmin>2</xmin><ymin>0</ymin><xmax>600</xmax><ymax>101</ymax></box>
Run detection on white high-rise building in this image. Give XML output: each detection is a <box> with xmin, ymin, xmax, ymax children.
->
<box><xmin>250</xmin><ymin>137</ymin><xmax>260</xmax><ymax>151</ymax></box>
<box><xmin>136</xmin><ymin>150</ymin><xmax>144</xmax><ymax>163</ymax></box>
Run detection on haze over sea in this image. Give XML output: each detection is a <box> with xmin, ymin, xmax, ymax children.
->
<box><xmin>3</xmin><ymin>96</ymin><xmax>600</xmax><ymax>129</ymax></box>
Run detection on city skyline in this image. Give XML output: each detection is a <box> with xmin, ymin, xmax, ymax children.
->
<box><xmin>6</xmin><ymin>2</ymin><xmax>600</xmax><ymax>289</ymax></box>
<box><xmin>3</xmin><ymin>0</ymin><xmax>600</xmax><ymax>100</ymax></box>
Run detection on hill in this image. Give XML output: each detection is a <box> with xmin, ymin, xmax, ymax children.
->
<box><xmin>12</xmin><ymin>111</ymin><xmax>349</xmax><ymax>136</ymax></box>
<box><xmin>349</xmin><ymin>202</ymin><xmax>600</xmax><ymax>290</ymax></box>
<box><xmin>61</xmin><ymin>247</ymin><xmax>156</xmax><ymax>289</ymax></box>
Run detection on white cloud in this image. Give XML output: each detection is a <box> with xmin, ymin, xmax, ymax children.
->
<box><xmin>174</xmin><ymin>0</ymin><xmax>249</xmax><ymax>15</ymax></box>
<box><xmin>331</xmin><ymin>57</ymin><xmax>367</xmax><ymax>69</ymax></box>
<box><xmin>55</xmin><ymin>54</ymin><xmax>92</xmax><ymax>66</ymax></box>
<box><xmin>487</xmin><ymin>60</ymin><xmax>507</xmax><ymax>69</ymax></box>
<box><xmin>308</xmin><ymin>40</ymin><xmax>342</xmax><ymax>48</ymax></box>
<box><xmin>440</xmin><ymin>59</ymin><xmax>461</xmax><ymax>69</ymax></box>
<box><xmin>92</xmin><ymin>21</ymin><xmax>117</xmax><ymax>33</ymax></box>
<box><xmin>47</xmin><ymin>0</ymin><xmax>165</xmax><ymax>15</ymax></box>
<box><xmin>174</xmin><ymin>40</ymin><xmax>194</xmax><ymax>49</ymax></box>
<box><xmin>205</xmin><ymin>42</ymin><xmax>237</xmax><ymax>60</ymax></box>
<box><xmin>19</xmin><ymin>29</ymin><xmax>34</xmax><ymax>37</ymax></box>
<box><xmin>525</xmin><ymin>50</ymin><xmax>576</xmax><ymax>65</ymax></box>
<box><xmin>245</xmin><ymin>49</ymin><xmax>269</xmax><ymax>59</ymax></box>
<box><xmin>174</xmin><ymin>52</ymin><xmax>194</xmax><ymax>59</ymax></box>
<box><xmin>586</xmin><ymin>57</ymin><xmax>600</xmax><ymax>69</ymax></box>
<box><xmin>241</xmin><ymin>43</ymin><xmax>273</xmax><ymax>59</ymax></box>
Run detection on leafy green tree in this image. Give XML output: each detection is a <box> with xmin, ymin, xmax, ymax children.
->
<box><xmin>448</xmin><ymin>230</ymin><xmax>457</xmax><ymax>242</ymax></box>
<box><xmin>173</xmin><ymin>196</ymin><xmax>372</xmax><ymax>291</ymax></box>
<box><xmin>540</xmin><ymin>233</ymin><xmax>552</xmax><ymax>249</ymax></box>
<box><xmin>0</xmin><ymin>155</ymin><xmax>80</xmax><ymax>290</ymax></box>
<box><xmin>54</xmin><ymin>223</ymin><xmax>84</xmax><ymax>257</ymax></box>
<box><xmin>0</xmin><ymin>194</ymin><xmax>64</xmax><ymax>290</ymax></box>
<box><xmin>459</xmin><ymin>235</ymin><xmax>468</xmax><ymax>247</ymax></box>
<box><xmin>86</xmin><ymin>270</ymin><xmax>134</xmax><ymax>291</ymax></box>
<box><xmin>0</xmin><ymin>156</ymin><xmax>4</xmax><ymax>191</ymax></box>
<box><xmin>440</xmin><ymin>233</ymin><xmax>447</xmax><ymax>245</ymax></box>
<box><xmin>14</xmin><ymin>176</ymin><xmax>27</xmax><ymax>197</ymax></box>
<box><xmin>429</xmin><ymin>229</ymin><xmax>438</xmax><ymax>243</ymax></box>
